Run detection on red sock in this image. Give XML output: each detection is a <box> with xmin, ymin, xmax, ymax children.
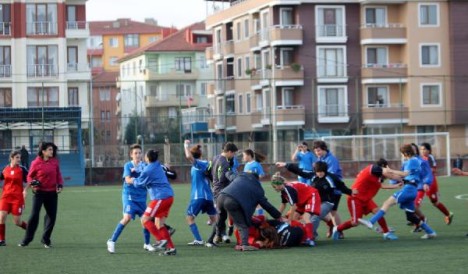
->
<box><xmin>0</xmin><ymin>224</ymin><xmax>5</xmax><ymax>241</ymax></box>
<box><xmin>234</xmin><ymin>229</ymin><xmax>241</xmax><ymax>245</ymax></box>
<box><xmin>337</xmin><ymin>220</ymin><xmax>353</xmax><ymax>232</ymax></box>
<box><xmin>305</xmin><ymin>223</ymin><xmax>314</xmax><ymax>240</ymax></box>
<box><xmin>228</xmin><ymin>216</ymin><xmax>234</xmax><ymax>227</ymax></box>
<box><xmin>326</xmin><ymin>219</ymin><xmax>334</xmax><ymax>228</ymax></box>
<box><xmin>159</xmin><ymin>226</ymin><xmax>175</xmax><ymax>249</ymax></box>
<box><xmin>435</xmin><ymin>202</ymin><xmax>450</xmax><ymax>216</ymax></box>
<box><xmin>143</xmin><ymin>220</ymin><xmax>162</xmax><ymax>240</ymax></box>
<box><xmin>18</xmin><ymin>221</ymin><xmax>27</xmax><ymax>230</ymax></box>
<box><xmin>377</xmin><ymin>218</ymin><xmax>390</xmax><ymax>233</ymax></box>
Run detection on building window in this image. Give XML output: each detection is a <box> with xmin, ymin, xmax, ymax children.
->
<box><xmin>68</xmin><ymin>87</ymin><xmax>79</xmax><ymax>106</ymax></box>
<box><xmin>0</xmin><ymin>88</ymin><xmax>12</xmax><ymax>107</ymax></box>
<box><xmin>196</xmin><ymin>36</ymin><xmax>208</xmax><ymax>43</ymax></box>
<box><xmin>100</xmin><ymin>110</ymin><xmax>110</xmax><ymax>122</ymax></box>
<box><xmin>280</xmin><ymin>48</ymin><xmax>293</xmax><ymax>67</ymax></box>
<box><xmin>200</xmin><ymin>82</ymin><xmax>207</xmax><ymax>96</ymax></box>
<box><xmin>238</xmin><ymin>94</ymin><xmax>243</xmax><ymax>114</ymax></box>
<box><xmin>176</xmin><ymin>84</ymin><xmax>192</xmax><ymax>97</ymax></box>
<box><xmin>244</xmin><ymin>56</ymin><xmax>250</xmax><ymax>73</ymax></box>
<box><xmin>419</xmin><ymin>4</ymin><xmax>438</xmax><ymax>26</ymax></box>
<box><xmin>0</xmin><ymin>4</ymin><xmax>11</xmax><ymax>35</ymax></box>
<box><xmin>365</xmin><ymin>7</ymin><xmax>386</xmax><ymax>27</ymax></box>
<box><xmin>175</xmin><ymin>57</ymin><xmax>192</xmax><ymax>72</ymax></box>
<box><xmin>168</xmin><ymin>107</ymin><xmax>177</xmax><ymax>118</ymax></box>
<box><xmin>421</xmin><ymin>44</ymin><xmax>439</xmax><ymax>66</ymax></box>
<box><xmin>366</xmin><ymin>47</ymin><xmax>387</xmax><ymax>66</ymax></box>
<box><xmin>198</xmin><ymin>55</ymin><xmax>208</xmax><ymax>69</ymax></box>
<box><xmin>67</xmin><ymin>46</ymin><xmax>78</xmax><ymax>71</ymax></box>
<box><xmin>246</xmin><ymin>93</ymin><xmax>251</xmax><ymax>113</ymax></box>
<box><xmin>317</xmin><ymin>86</ymin><xmax>348</xmax><ymax>118</ymax></box>
<box><xmin>281</xmin><ymin>88</ymin><xmax>294</xmax><ymax>106</ymax></box>
<box><xmin>244</xmin><ymin>19</ymin><xmax>249</xmax><ymax>38</ymax></box>
<box><xmin>316</xmin><ymin>6</ymin><xmax>345</xmax><ymax>38</ymax></box>
<box><xmin>148</xmin><ymin>36</ymin><xmax>159</xmax><ymax>43</ymax></box>
<box><xmin>27</xmin><ymin>87</ymin><xmax>59</xmax><ymax>107</ymax></box>
<box><xmin>421</xmin><ymin>84</ymin><xmax>441</xmax><ymax>106</ymax></box>
<box><xmin>226</xmin><ymin>94</ymin><xmax>235</xmax><ymax>114</ymax></box>
<box><xmin>317</xmin><ymin>47</ymin><xmax>346</xmax><ymax>78</ymax></box>
<box><xmin>280</xmin><ymin>8</ymin><xmax>293</xmax><ymax>25</ymax></box>
<box><xmin>109</xmin><ymin>57</ymin><xmax>118</xmax><ymax>66</ymax></box>
<box><xmin>26</xmin><ymin>3</ymin><xmax>57</xmax><ymax>35</ymax></box>
<box><xmin>27</xmin><ymin>45</ymin><xmax>58</xmax><ymax>77</ymax></box>
<box><xmin>0</xmin><ymin>46</ymin><xmax>11</xmax><ymax>77</ymax></box>
<box><xmin>88</xmin><ymin>36</ymin><xmax>103</xmax><ymax>49</ymax></box>
<box><xmin>109</xmin><ymin>37</ymin><xmax>118</xmax><ymax>48</ymax></box>
<box><xmin>124</xmin><ymin>34</ymin><xmax>139</xmax><ymax>48</ymax></box>
<box><xmin>236</xmin><ymin>21</ymin><xmax>241</xmax><ymax>41</ymax></box>
<box><xmin>237</xmin><ymin>57</ymin><xmax>243</xmax><ymax>78</ymax></box>
<box><xmin>99</xmin><ymin>88</ymin><xmax>111</xmax><ymax>101</ymax></box>
<box><xmin>367</xmin><ymin>86</ymin><xmax>388</xmax><ymax>107</ymax></box>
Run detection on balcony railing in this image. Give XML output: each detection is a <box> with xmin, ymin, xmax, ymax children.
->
<box><xmin>318</xmin><ymin>104</ymin><xmax>348</xmax><ymax>118</ymax></box>
<box><xmin>26</xmin><ymin>21</ymin><xmax>58</xmax><ymax>35</ymax></box>
<box><xmin>316</xmin><ymin>25</ymin><xmax>345</xmax><ymax>37</ymax></box>
<box><xmin>66</xmin><ymin>21</ymin><xmax>88</xmax><ymax>30</ymax></box>
<box><xmin>27</xmin><ymin>64</ymin><xmax>57</xmax><ymax>77</ymax></box>
<box><xmin>0</xmin><ymin>22</ymin><xmax>11</xmax><ymax>35</ymax></box>
<box><xmin>317</xmin><ymin>65</ymin><xmax>347</xmax><ymax>79</ymax></box>
<box><xmin>67</xmin><ymin>63</ymin><xmax>90</xmax><ymax>72</ymax></box>
<box><xmin>0</xmin><ymin>65</ymin><xmax>11</xmax><ymax>78</ymax></box>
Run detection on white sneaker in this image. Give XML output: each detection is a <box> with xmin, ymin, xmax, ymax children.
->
<box><xmin>358</xmin><ymin>218</ymin><xmax>374</xmax><ymax>229</ymax></box>
<box><xmin>107</xmin><ymin>240</ymin><xmax>115</xmax><ymax>253</ymax></box>
<box><xmin>154</xmin><ymin>239</ymin><xmax>168</xmax><ymax>250</ymax></box>
<box><xmin>187</xmin><ymin>240</ymin><xmax>204</xmax><ymax>246</ymax></box>
<box><xmin>222</xmin><ymin>235</ymin><xmax>231</xmax><ymax>243</ymax></box>
<box><xmin>421</xmin><ymin>232</ymin><xmax>437</xmax><ymax>239</ymax></box>
<box><xmin>143</xmin><ymin>243</ymin><xmax>156</xmax><ymax>252</ymax></box>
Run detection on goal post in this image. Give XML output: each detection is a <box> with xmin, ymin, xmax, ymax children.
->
<box><xmin>320</xmin><ymin>132</ymin><xmax>451</xmax><ymax>177</ymax></box>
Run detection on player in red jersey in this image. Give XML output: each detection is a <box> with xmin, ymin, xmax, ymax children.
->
<box><xmin>0</xmin><ymin>151</ymin><xmax>29</xmax><ymax>246</ymax></box>
<box><xmin>417</xmin><ymin>143</ymin><xmax>453</xmax><ymax>225</ymax></box>
<box><xmin>270</xmin><ymin>172</ymin><xmax>321</xmax><ymax>247</ymax></box>
<box><xmin>332</xmin><ymin>159</ymin><xmax>402</xmax><ymax>240</ymax></box>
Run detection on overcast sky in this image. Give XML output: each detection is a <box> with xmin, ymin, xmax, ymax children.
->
<box><xmin>86</xmin><ymin>0</ymin><xmax>212</xmax><ymax>28</ymax></box>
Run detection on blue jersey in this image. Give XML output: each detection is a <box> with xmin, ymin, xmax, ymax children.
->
<box><xmin>416</xmin><ymin>156</ymin><xmax>433</xmax><ymax>189</ymax></box>
<box><xmin>243</xmin><ymin>161</ymin><xmax>265</xmax><ymax>177</ymax></box>
<box><xmin>402</xmin><ymin>156</ymin><xmax>421</xmax><ymax>183</ymax></box>
<box><xmin>190</xmin><ymin>159</ymin><xmax>214</xmax><ymax>200</ymax></box>
<box><xmin>232</xmin><ymin>156</ymin><xmax>239</xmax><ymax>174</ymax></box>
<box><xmin>133</xmin><ymin>161</ymin><xmax>174</xmax><ymax>200</ymax></box>
<box><xmin>122</xmin><ymin>161</ymin><xmax>147</xmax><ymax>203</ymax></box>
<box><xmin>315</xmin><ymin>151</ymin><xmax>342</xmax><ymax>179</ymax></box>
<box><xmin>296</xmin><ymin>151</ymin><xmax>315</xmax><ymax>171</ymax></box>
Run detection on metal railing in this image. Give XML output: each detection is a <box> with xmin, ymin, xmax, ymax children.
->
<box><xmin>0</xmin><ymin>64</ymin><xmax>11</xmax><ymax>77</ymax></box>
<box><xmin>316</xmin><ymin>25</ymin><xmax>345</xmax><ymax>37</ymax></box>
<box><xmin>26</xmin><ymin>21</ymin><xmax>58</xmax><ymax>35</ymax></box>
<box><xmin>27</xmin><ymin>64</ymin><xmax>57</xmax><ymax>77</ymax></box>
<box><xmin>0</xmin><ymin>22</ymin><xmax>11</xmax><ymax>35</ymax></box>
<box><xmin>66</xmin><ymin>21</ymin><xmax>88</xmax><ymax>30</ymax></box>
<box><xmin>318</xmin><ymin>104</ymin><xmax>349</xmax><ymax>118</ymax></box>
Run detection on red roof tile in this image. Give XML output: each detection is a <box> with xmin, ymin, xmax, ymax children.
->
<box><xmin>92</xmin><ymin>71</ymin><xmax>119</xmax><ymax>87</ymax></box>
<box><xmin>89</xmin><ymin>18</ymin><xmax>176</xmax><ymax>35</ymax></box>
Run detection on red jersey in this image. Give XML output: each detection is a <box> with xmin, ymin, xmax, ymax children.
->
<box><xmin>352</xmin><ymin>165</ymin><xmax>383</xmax><ymax>202</ymax></box>
<box><xmin>27</xmin><ymin>156</ymin><xmax>63</xmax><ymax>192</ymax></box>
<box><xmin>281</xmin><ymin>182</ymin><xmax>319</xmax><ymax>208</ymax></box>
<box><xmin>0</xmin><ymin>165</ymin><xmax>27</xmax><ymax>203</ymax></box>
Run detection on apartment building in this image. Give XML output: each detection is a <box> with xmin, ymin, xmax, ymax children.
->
<box><xmin>0</xmin><ymin>0</ymin><xmax>90</xmax><ymax>184</ymax></box>
<box><xmin>117</xmin><ymin>22</ymin><xmax>213</xmax><ymax>144</ymax></box>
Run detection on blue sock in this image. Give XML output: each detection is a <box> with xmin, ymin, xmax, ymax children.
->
<box><xmin>370</xmin><ymin>210</ymin><xmax>386</xmax><ymax>224</ymax></box>
<box><xmin>420</xmin><ymin>223</ymin><xmax>435</xmax><ymax>234</ymax></box>
<box><xmin>110</xmin><ymin>223</ymin><xmax>125</xmax><ymax>242</ymax></box>
<box><xmin>143</xmin><ymin>228</ymin><xmax>150</xmax><ymax>245</ymax></box>
<box><xmin>189</xmin><ymin>223</ymin><xmax>202</xmax><ymax>241</ymax></box>
<box><xmin>256</xmin><ymin>208</ymin><xmax>264</xmax><ymax>216</ymax></box>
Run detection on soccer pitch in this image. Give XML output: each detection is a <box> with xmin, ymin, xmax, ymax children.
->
<box><xmin>1</xmin><ymin>177</ymin><xmax>467</xmax><ymax>274</ymax></box>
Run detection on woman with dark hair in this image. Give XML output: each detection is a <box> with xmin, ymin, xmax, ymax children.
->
<box><xmin>19</xmin><ymin>142</ymin><xmax>63</xmax><ymax>248</ymax></box>
<box><xmin>243</xmin><ymin>149</ymin><xmax>266</xmax><ymax>178</ymax></box>
<box><xmin>0</xmin><ymin>151</ymin><xmax>29</xmax><ymax>246</ymax></box>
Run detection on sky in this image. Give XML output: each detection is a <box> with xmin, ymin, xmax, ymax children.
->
<box><xmin>86</xmin><ymin>0</ymin><xmax>213</xmax><ymax>28</ymax></box>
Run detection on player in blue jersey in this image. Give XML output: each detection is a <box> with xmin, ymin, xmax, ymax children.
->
<box><xmin>106</xmin><ymin>144</ymin><xmax>155</xmax><ymax>253</ymax></box>
<box><xmin>243</xmin><ymin>148</ymin><xmax>266</xmax><ymax>217</ymax></box>
<box><xmin>129</xmin><ymin>149</ymin><xmax>177</xmax><ymax>256</ymax></box>
<box><xmin>291</xmin><ymin>142</ymin><xmax>315</xmax><ymax>184</ymax></box>
<box><xmin>183</xmin><ymin>140</ymin><xmax>217</xmax><ymax>246</ymax></box>
<box><xmin>359</xmin><ymin>144</ymin><xmax>437</xmax><ymax>239</ymax></box>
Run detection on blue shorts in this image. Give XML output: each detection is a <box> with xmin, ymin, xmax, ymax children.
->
<box><xmin>123</xmin><ymin>200</ymin><xmax>147</xmax><ymax>220</ymax></box>
<box><xmin>392</xmin><ymin>184</ymin><xmax>417</xmax><ymax>212</ymax></box>
<box><xmin>186</xmin><ymin>199</ymin><xmax>217</xmax><ymax>217</ymax></box>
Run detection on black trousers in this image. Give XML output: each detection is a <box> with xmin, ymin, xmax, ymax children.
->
<box><xmin>216</xmin><ymin>194</ymin><xmax>249</xmax><ymax>246</ymax></box>
<box><xmin>22</xmin><ymin>191</ymin><xmax>58</xmax><ymax>245</ymax></box>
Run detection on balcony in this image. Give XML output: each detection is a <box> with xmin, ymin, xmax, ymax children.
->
<box><xmin>361</xmin><ymin>64</ymin><xmax>407</xmax><ymax>84</ymax></box>
<box><xmin>215</xmin><ymin>77</ymin><xmax>235</xmax><ymax>95</ymax></box>
<box><xmin>317</xmin><ymin>104</ymin><xmax>349</xmax><ymax>123</ymax></box>
<box><xmin>275</xmin><ymin>105</ymin><xmax>305</xmax><ymax>126</ymax></box>
<box><xmin>206</xmin><ymin>47</ymin><xmax>214</xmax><ymax>61</ymax></box>
<box><xmin>317</xmin><ymin>65</ymin><xmax>348</xmax><ymax>83</ymax></box>
<box><xmin>249</xmin><ymin>33</ymin><xmax>260</xmax><ymax>52</ymax></box>
<box><xmin>0</xmin><ymin>22</ymin><xmax>11</xmax><ymax>36</ymax></box>
<box><xmin>26</xmin><ymin>22</ymin><xmax>58</xmax><ymax>35</ymax></box>
<box><xmin>144</xmin><ymin>95</ymin><xmax>200</xmax><ymax>108</ymax></box>
<box><xmin>0</xmin><ymin>65</ymin><xmax>11</xmax><ymax>78</ymax></box>
<box><xmin>222</xmin><ymin>40</ymin><xmax>235</xmax><ymax>58</ymax></box>
<box><xmin>251</xmin><ymin>111</ymin><xmax>263</xmax><ymax>128</ymax></box>
<box><xmin>236</xmin><ymin>114</ymin><xmax>252</xmax><ymax>132</ymax></box>
<box><xmin>207</xmin><ymin>82</ymin><xmax>215</xmax><ymax>97</ymax></box>
<box><xmin>226</xmin><ymin>114</ymin><xmax>236</xmax><ymax>131</ymax></box>
<box><xmin>269</xmin><ymin>25</ymin><xmax>303</xmax><ymax>47</ymax></box>
<box><xmin>66</xmin><ymin>21</ymin><xmax>89</xmax><ymax>39</ymax></box>
<box><xmin>362</xmin><ymin>104</ymin><xmax>409</xmax><ymax>124</ymax></box>
<box><xmin>144</xmin><ymin>68</ymin><xmax>199</xmax><ymax>81</ymax></box>
<box><xmin>316</xmin><ymin>25</ymin><xmax>347</xmax><ymax>43</ymax></box>
<box><xmin>27</xmin><ymin>64</ymin><xmax>58</xmax><ymax>78</ymax></box>
<box><xmin>66</xmin><ymin>63</ymin><xmax>91</xmax><ymax>80</ymax></box>
<box><xmin>274</xmin><ymin>65</ymin><xmax>304</xmax><ymax>86</ymax></box>
<box><xmin>215</xmin><ymin>115</ymin><xmax>225</xmax><ymax>130</ymax></box>
<box><xmin>360</xmin><ymin>24</ymin><xmax>406</xmax><ymax>45</ymax></box>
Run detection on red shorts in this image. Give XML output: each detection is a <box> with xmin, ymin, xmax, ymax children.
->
<box><xmin>300</xmin><ymin>192</ymin><xmax>321</xmax><ymax>216</ymax></box>
<box><xmin>347</xmin><ymin>196</ymin><xmax>378</xmax><ymax>223</ymax></box>
<box><xmin>144</xmin><ymin>197</ymin><xmax>174</xmax><ymax>218</ymax></box>
<box><xmin>415</xmin><ymin>182</ymin><xmax>440</xmax><ymax>207</ymax></box>
<box><xmin>0</xmin><ymin>199</ymin><xmax>25</xmax><ymax>216</ymax></box>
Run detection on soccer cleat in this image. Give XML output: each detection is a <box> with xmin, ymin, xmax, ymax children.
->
<box><xmin>304</xmin><ymin>239</ymin><xmax>316</xmax><ymax>247</ymax></box>
<box><xmin>228</xmin><ymin>226</ymin><xmax>234</xmax><ymax>237</ymax></box>
<box><xmin>411</xmin><ymin>226</ymin><xmax>423</xmax><ymax>233</ymax></box>
<box><xmin>205</xmin><ymin>241</ymin><xmax>218</xmax><ymax>248</ymax></box>
<box><xmin>106</xmin><ymin>240</ymin><xmax>115</xmax><ymax>253</ymax></box>
<box><xmin>331</xmin><ymin>226</ymin><xmax>341</xmax><ymax>241</ymax></box>
<box><xmin>154</xmin><ymin>240</ymin><xmax>168</xmax><ymax>250</ymax></box>
<box><xmin>375</xmin><ymin>226</ymin><xmax>396</xmax><ymax>234</ymax></box>
<box><xmin>383</xmin><ymin>232</ymin><xmax>398</xmax><ymax>240</ymax></box>
<box><xmin>168</xmin><ymin>227</ymin><xmax>176</xmax><ymax>236</ymax></box>
<box><xmin>241</xmin><ymin>245</ymin><xmax>259</xmax><ymax>251</ymax></box>
<box><xmin>206</xmin><ymin>219</ymin><xmax>213</xmax><ymax>225</ymax></box>
<box><xmin>444</xmin><ymin>212</ymin><xmax>454</xmax><ymax>225</ymax></box>
<box><xmin>0</xmin><ymin>241</ymin><xmax>5</xmax><ymax>246</ymax></box>
<box><xmin>421</xmin><ymin>232</ymin><xmax>437</xmax><ymax>239</ymax></box>
<box><xmin>222</xmin><ymin>235</ymin><xmax>231</xmax><ymax>243</ymax></box>
<box><xmin>358</xmin><ymin>218</ymin><xmax>374</xmax><ymax>229</ymax></box>
<box><xmin>143</xmin><ymin>244</ymin><xmax>156</xmax><ymax>252</ymax></box>
<box><xmin>159</xmin><ymin>248</ymin><xmax>177</xmax><ymax>256</ymax></box>
<box><xmin>18</xmin><ymin>242</ymin><xmax>28</xmax><ymax>247</ymax></box>
<box><xmin>187</xmin><ymin>240</ymin><xmax>204</xmax><ymax>246</ymax></box>
<box><xmin>213</xmin><ymin>235</ymin><xmax>221</xmax><ymax>244</ymax></box>
<box><xmin>41</xmin><ymin>240</ymin><xmax>52</xmax><ymax>249</ymax></box>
